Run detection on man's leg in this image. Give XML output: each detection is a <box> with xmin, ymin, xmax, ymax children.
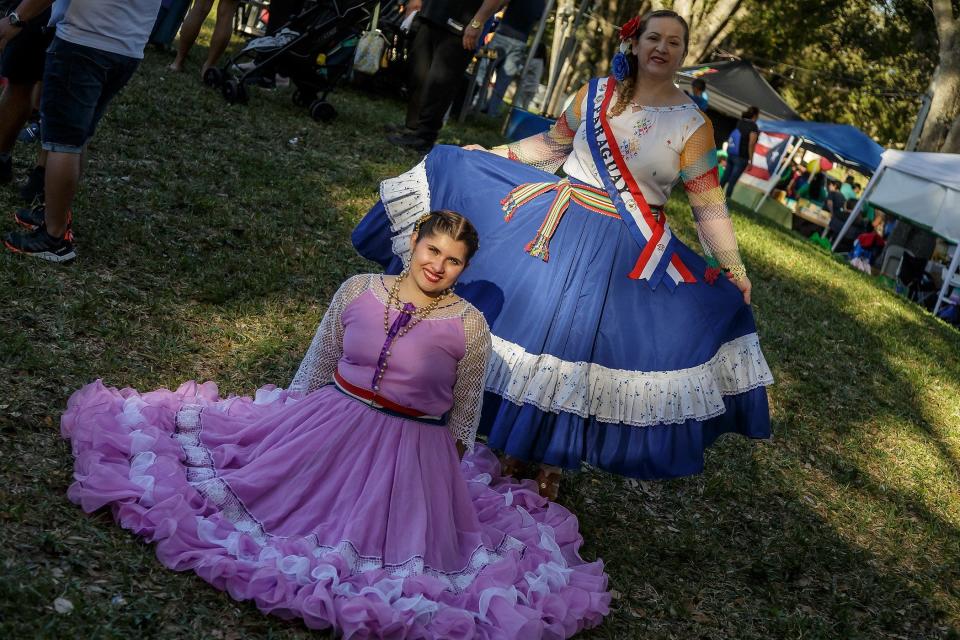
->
<box><xmin>402</xmin><ymin>22</ymin><xmax>436</xmax><ymax>132</ymax></box>
<box><xmin>0</xmin><ymin>12</ymin><xmax>54</xmax><ymax>181</ymax></box>
<box><xmin>484</xmin><ymin>36</ymin><xmax>525</xmax><ymax>115</ymax></box>
<box><xmin>720</xmin><ymin>155</ymin><xmax>738</xmax><ymax>188</ymax></box>
<box><xmin>0</xmin><ymin>83</ymin><xmax>34</xmax><ymax>180</ymax></box>
<box><xmin>411</xmin><ymin>31</ymin><xmax>474</xmax><ymax>145</ymax></box>
<box><xmin>5</xmin><ymin>38</ymin><xmax>138</xmax><ymax>261</ymax></box>
<box><xmin>19</xmin><ymin>146</ymin><xmax>46</xmax><ymax>203</ymax></box>
<box><xmin>41</xmin><ymin>151</ymin><xmax>80</xmax><ymax>238</ymax></box>
<box><xmin>202</xmin><ymin>0</ymin><xmax>240</xmax><ymax>77</ymax></box>
<box><xmin>170</xmin><ymin>0</ymin><xmax>215</xmax><ymax>72</ymax></box>
<box><xmin>724</xmin><ymin>157</ymin><xmax>747</xmax><ymax>199</ymax></box>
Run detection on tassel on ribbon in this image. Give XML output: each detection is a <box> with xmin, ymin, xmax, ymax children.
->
<box><xmin>502</xmin><ymin>181</ymin><xmax>574</xmax><ymax>262</ymax></box>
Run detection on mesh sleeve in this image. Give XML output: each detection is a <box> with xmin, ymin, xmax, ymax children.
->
<box><xmin>447</xmin><ymin>306</ymin><xmax>491</xmax><ymax>450</ymax></box>
<box><xmin>492</xmin><ymin>84</ymin><xmax>589</xmax><ymax>174</ymax></box>
<box><xmin>289</xmin><ymin>275</ymin><xmax>370</xmax><ymax>394</ymax></box>
<box><xmin>679</xmin><ymin>120</ymin><xmax>748</xmax><ymax>281</ymax></box>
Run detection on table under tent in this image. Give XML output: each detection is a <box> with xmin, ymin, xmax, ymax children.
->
<box><xmin>832</xmin><ymin>150</ymin><xmax>960</xmax><ymax>315</ymax></box>
<box><xmin>727</xmin><ymin>120</ymin><xmax>884</xmax><ymax>230</ymax></box>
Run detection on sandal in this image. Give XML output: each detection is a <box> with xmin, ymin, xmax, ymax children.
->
<box><xmin>535</xmin><ymin>467</ymin><xmax>562</xmax><ymax>501</ymax></box>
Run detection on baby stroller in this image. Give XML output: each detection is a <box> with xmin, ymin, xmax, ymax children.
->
<box><xmin>205</xmin><ymin>0</ymin><xmax>386</xmax><ymax>122</ymax></box>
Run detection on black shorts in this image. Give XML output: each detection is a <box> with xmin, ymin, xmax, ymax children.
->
<box><xmin>40</xmin><ymin>37</ymin><xmax>140</xmax><ymax>153</ymax></box>
<box><xmin>1</xmin><ymin>9</ymin><xmax>54</xmax><ymax>86</ymax></box>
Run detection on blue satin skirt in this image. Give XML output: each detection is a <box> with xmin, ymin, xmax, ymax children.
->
<box><xmin>353</xmin><ymin>146</ymin><xmax>772</xmax><ymax>478</ymax></box>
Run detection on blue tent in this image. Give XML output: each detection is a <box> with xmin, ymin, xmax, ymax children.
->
<box><xmin>757</xmin><ymin>120</ymin><xmax>884</xmax><ymax>174</ymax></box>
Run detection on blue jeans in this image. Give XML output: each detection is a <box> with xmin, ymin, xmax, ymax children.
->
<box><xmin>481</xmin><ymin>33</ymin><xmax>527</xmax><ymax>115</ymax></box>
<box><xmin>721</xmin><ymin>155</ymin><xmax>749</xmax><ymax>199</ymax></box>
<box><xmin>40</xmin><ymin>37</ymin><xmax>140</xmax><ymax>153</ymax></box>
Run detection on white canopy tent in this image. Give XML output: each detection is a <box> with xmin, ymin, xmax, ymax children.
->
<box><xmin>833</xmin><ymin>150</ymin><xmax>960</xmax><ymax>314</ymax></box>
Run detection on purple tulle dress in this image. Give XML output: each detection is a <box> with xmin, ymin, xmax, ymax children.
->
<box><xmin>62</xmin><ymin>274</ymin><xmax>610</xmax><ymax>639</ymax></box>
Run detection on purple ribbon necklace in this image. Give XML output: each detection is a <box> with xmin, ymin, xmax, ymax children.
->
<box><xmin>373</xmin><ymin>274</ymin><xmax>450</xmax><ymax>392</ymax></box>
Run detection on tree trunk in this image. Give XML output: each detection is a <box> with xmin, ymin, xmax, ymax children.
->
<box><xmin>565</xmin><ymin>0</ymin><xmax>745</xmax><ymax>90</ymax></box>
<box><xmin>672</xmin><ymin>0</ymin><xmax>744</xmax><ymax>62</ymax></box>
<box><xmin>569</xmin><ymin>0</ymin><xmax>649</xmax><ymax>92</ymax></box>
<box><xmin>917</xmin><ymin>0</ymin><xmax>960</xmax><ymax>153</ymax></box>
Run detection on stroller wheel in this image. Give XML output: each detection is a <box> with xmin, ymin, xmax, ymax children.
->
<box><xmin>310</xmin><ymin>100</ymin><xmax>336</xmax><ymax>123</ymax></box>
<box><xmin>292</xmin><ymin>89</ymin><xmax>315</xmax><ymax>108</ymax></box>
<box><xmin>222</xmin><ymin>78</ymin><xmax>248</xmax><ymax>105</ymax></box>
<box><xmin>203</xmin><ymin>67</ymin><xmax>223</xmax><ymax>88</ymax></box>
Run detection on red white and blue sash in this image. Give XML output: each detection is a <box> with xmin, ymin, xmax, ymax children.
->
<box><xmin>585</xmin><ymin>77</ymin><xmax>695</xmax><ymax>290</ymax></box>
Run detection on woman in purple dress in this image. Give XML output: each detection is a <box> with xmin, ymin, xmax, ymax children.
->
<box><xmin>62</xmin><ymin>211</ymin><xmax>610</xmax><ymax>639</ymax></box>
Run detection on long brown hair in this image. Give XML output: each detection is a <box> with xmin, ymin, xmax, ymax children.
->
<box><xmin>610</xmin><ymin>10</ymin><xmax>690</xmax><ymax>117</ymax></box>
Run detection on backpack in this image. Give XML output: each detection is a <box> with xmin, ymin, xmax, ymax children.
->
<box><xmin>726</xmin><ymin>127</ymin><xmax>741</xmax><ymax>156</ymax></box>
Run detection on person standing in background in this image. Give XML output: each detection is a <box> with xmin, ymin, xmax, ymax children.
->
<box><xmin>511</xmin><ymin>40</ymin><xmax>545</xmax><ymax>110</ymax></box>
<box><xmin>685</xmin><ymin>76</ymin><xmax>707</xmax><ymax>111</ymax></box>
<box><xmin>719</xmin><ymin>105</ymin><xmax>759</xmax><ymax>200</ymax></box>
<box><xmin>168</xmin><ymin>0</ymin><xmax>240</xmax><ymax>79</ymax></box>
<box><xmin>386</xmin><ymin>0</ymin><xmax>504</xmax><ymax>153</ymax></box>
<box><xmin>840</xmin><ymin>175</ymin><xmax>856</xmax><ymax>202</ymax></box>
<box><xmin>0</xmin><ymin>3</ymin><xmax>52</xmax><ymax>185</ymax></box>
<box><xmin>480</xmin><ymin>0</ymin><xmax>545</xmax><ymax>116</ymax></box>
<box><xmin>1</xmin><ymin>0</ymin><xmax>163</xmax><ymax>262</ymax></box>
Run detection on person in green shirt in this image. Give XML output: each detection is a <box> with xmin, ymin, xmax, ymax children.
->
<box><xmin>840</xmin><ymin>175</ymin><xmax>856</xmax><ymax>202</ymax></box>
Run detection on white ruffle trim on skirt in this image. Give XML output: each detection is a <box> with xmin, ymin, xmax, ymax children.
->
<box><xmin>170</xmin><ymin>404</ymin><xmax>528</xmax><ymax>594</ymax></box>
<box><xmin>378</xmin><ymin>158</ymin><xmax>774</xmax><ymax>427</ymax></box>
<box><xmin>486</xmin><ymin>333</ymin><xmax>774</xmax><ymax>427</ymax></box>
<box><xmin>380</xmin><ymin>157</ymin><xmax>430</xmax><ymax>266</ymax></box>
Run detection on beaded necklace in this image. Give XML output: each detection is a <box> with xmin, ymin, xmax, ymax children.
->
<box><xmin>371</xmin><ymin>272</ymin><xmax>451</xmax><ymax>392</ymax></box>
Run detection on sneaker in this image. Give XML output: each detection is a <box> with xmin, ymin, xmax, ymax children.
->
<box><xmin>18</xmin><ymin>165</ymin><xmax>44</xmax><ymax>203</ymax></box>
<box><xmin>17</xmin><ymin>121</ymin><xmax>40</xmax><ymax>144</ymax></box>
<box><xmin>387</xmin><ymin>132</ymin><xmax>433</xmax><ymax>154</ymax></box>
<box><xmin>3</xmin><ymin>226</ymin><xmax>76</xmax><ymax>263</ymax></box>
<box><xmin>0</xmin><ymin>156</ymin><xmax>11</xmax><ymax>184</ymax></box>
<box><xmin>14</xmin><ymin>204</ymin><xmax>73</xmax><ymax>241</ymax></box>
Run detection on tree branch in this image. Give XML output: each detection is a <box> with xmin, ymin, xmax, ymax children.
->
<box><xmin>931</xmin><ymin>0</ymin><xmax>957</xmax><ymax>52</ymax></box>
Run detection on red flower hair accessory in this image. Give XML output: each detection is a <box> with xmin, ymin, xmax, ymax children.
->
<box><xmin>619</xmin><ymin>16</ymin><xmax>641</xmax><ymax>40</ymax></box>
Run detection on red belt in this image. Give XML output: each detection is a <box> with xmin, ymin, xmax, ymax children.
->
<box><xmin>333</xmin><ymin>370</ymin><xmax>444</xmax><ymax>423</ymax></box>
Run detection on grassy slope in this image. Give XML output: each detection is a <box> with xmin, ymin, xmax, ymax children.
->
<box><xmin>1</xmin><ymin>36</ymin><xmax>958</xmax><ymax>640</ymax></box>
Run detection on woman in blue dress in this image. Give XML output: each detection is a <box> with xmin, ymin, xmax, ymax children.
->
<box><xmin>354</xmin><ymin>10</ymin><xmax>773</xmax><ymax>499</ymax></box>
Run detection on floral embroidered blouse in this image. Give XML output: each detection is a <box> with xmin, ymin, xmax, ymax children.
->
<box><xmin>498</xmin><ymin>82</ymin><xmax>748</xmax><ymax>280</ymax></box>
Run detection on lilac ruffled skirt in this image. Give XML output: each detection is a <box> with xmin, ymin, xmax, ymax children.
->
<box><xmin>62</xmin><ymin>380</ymin><xmax>610</xmax><ymax>638</ymax></box>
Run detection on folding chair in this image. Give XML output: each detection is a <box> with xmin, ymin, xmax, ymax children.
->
<box><xmin>897</xmin><ymin>253</ymin><xmax>938</xmax><ymax>309</ymax></box>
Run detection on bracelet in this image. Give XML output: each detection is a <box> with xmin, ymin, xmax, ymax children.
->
<box><xmin>469</xmin><ymin>19</ymin><xmax>482</xmax><ymax>29</ymax></box>
<box><xmin>725</xmin><ymin>264</ymin><xmax>748</xmax><ymax>281</ymax></box>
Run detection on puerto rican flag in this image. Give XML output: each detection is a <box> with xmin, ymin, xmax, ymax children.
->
<box><xmin>744</xmin><ymin>131</ymin><xmax>790</xmax><ymax>181</ymax></box>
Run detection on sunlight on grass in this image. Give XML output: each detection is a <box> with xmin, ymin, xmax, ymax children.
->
<box><xmin>1</xmin><ymin>29</ymin><xmax>959</xmax><ymax>637</ymax></box>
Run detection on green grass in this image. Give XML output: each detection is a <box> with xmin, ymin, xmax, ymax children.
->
<box><xmin>2</xmin><ymin>31</ymin><xmax>959</xmax><ymax>640</ymax></box>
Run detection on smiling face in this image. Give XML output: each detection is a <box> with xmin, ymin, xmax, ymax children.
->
<box><xmin>632</xmin><ymin>16</ymin><xmax>687</xmax><ymax>79</ymax></box>
<box><xmin>407</xmin><ymin>231</ymin><xmax>469</xmax><ymax>296</ymax></box>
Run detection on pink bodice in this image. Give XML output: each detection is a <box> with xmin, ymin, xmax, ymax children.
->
<box><xmin>338</xmin><ymin>289</ymin><xmax>466</xmax><ymax>416</ymax></box>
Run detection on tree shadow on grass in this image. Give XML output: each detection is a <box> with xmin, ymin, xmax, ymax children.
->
<box><xmin>572</xmin><ymin>213</ymin><xmax>960</xmax><ymax>639</ymax></box>
<box><xmin>4</xmin><ymin>48</ymin><xmax>959</xmax><ymax>638</ymax></box>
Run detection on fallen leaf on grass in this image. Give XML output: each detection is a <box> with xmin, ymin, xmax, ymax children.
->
<box><xmin>53</xmin><ymin>597</ymin><xmax>73</xmax><ymax>614</ymax></box>
<box><xmin>691</xmin><ymin>611</ymin><xmax>712</xmax><ymax>624</ymax></box>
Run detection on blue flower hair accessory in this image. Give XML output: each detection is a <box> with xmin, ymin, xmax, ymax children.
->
<box><xmin>612</xmin><ymin>41</ymin><xmax>631</xmax><ymax>81</ymax></box>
